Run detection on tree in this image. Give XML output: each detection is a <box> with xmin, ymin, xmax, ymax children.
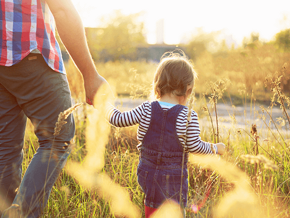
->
<box><xmin>274</xmin><ymin>29</ymin><xmax>290</xmax><ymax>51</ymax></box>
<box><xmin>184</xmin><ymin>28</ymin><xmax>221</xmax><ymax>61</ymax></box>
<box><xmin>86</xmin><ymin>11</ymin><xmax>146</xmax><ymax>61</ymax></box>
<box><xmin>242</xmin><ymin>32</ymin><xmax>260</xmax><ymax>49</ymax></box>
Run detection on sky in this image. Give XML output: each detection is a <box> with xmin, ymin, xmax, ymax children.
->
<box><xmin>72</xmin><ymin>0</ymin><xmax>290</xmax><ymax>46</ymax></box>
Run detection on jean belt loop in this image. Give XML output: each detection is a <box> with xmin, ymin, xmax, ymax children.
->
<box><xmin>157</xmin><ymin>152</ymin><xmax>162</xmax><ymax>165</ymax></box>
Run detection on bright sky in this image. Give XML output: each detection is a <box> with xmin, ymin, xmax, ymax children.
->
<box><xmin>72</xmin><ymin>0</ymin><xmax>290</xmax><ymax>45</ymax></box>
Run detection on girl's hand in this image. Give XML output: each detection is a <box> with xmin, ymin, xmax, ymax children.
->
<box><xmin>216</xmin><ymin>143</ymin><xmax>226</xmax><ymax>155</ymax></box>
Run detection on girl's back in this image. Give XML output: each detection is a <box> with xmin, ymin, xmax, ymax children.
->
<box><xmin>137</xmin><ymin>101</ymin><xmax>188</xmax><ymax>209</ymax></box>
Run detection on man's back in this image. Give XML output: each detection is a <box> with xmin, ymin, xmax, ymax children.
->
<box><xmin>0</xmin><ymin>0</ymin><xmax>64</xmax><ymax>73</ymax></box>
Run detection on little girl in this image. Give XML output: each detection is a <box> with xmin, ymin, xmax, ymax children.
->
<box><xmin>107</xmin><ymin>51</ymin><xmax>225</xmax><ymax>217</ymax></box>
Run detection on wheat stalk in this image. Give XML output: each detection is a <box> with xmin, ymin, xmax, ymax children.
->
<box><xmin>54</xmin><ymin>103</ymin><xmax>83</xmax><ymax>136</ymax></box>
<box><xmin>240</xmin><ymin>154</ymin><xmax>278</xmax><ymax>170</ymax></box>
<box><xmin>179</xmin><ymin>92</ymin><xmax>194</xmax><ymax>209</ymax></box>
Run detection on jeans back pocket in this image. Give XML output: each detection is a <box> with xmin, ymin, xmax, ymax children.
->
<box><xmin>161</xmin><ymin>172</ymin><xmax>188</xmax><ymax>206</ymax></box>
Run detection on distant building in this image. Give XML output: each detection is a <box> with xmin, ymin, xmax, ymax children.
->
<box><xmin>62</xmin><ymin>27</ymin><xmax>186</xmax><ymax>62</ymax></box>
<box><xmin>156</xmin><ymin>19</ymin><xmax>165</xmax><ymax>44</ymax></box>
<box><xmin>136</xmin><ymin>44</ymin><xmax>183</xmax><ymax>62</ymax></box>
<box><xmin>225</xmin><ymin>34</ymin><xmax>238</xmax><ymax>49</ymax></box>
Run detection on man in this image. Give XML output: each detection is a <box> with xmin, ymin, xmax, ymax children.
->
<box><xmin>0</xmin><ymin>0</ymin><xmax>105</xmax><ymax>217</ymax></box>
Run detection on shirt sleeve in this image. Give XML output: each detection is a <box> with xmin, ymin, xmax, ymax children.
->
<box><xmin>185</xmin><ymin>110</ymin><xmax>217</xmax><ymax>154</ymax></box>
<box><xmin>107</xmin><ymin>101</ymin><xmax>148</xmax><ymax>127</ymax></box>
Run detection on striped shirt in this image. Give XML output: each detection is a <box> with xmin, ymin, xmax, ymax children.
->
<box><xmin>108</xmin><ymin>101</ymin><xmax>216</xmax><ymax>154</ymax></box>
<box><xmin>0</xmin><ymin>0</ymin><xmax>65</xmax><ymax>73</ymax></box>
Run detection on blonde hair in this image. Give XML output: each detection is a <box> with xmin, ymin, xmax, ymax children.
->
<box><xmin>153</xmin><ymin>50</ymin><xmax>197</xmax><ymax>99</ymax></box>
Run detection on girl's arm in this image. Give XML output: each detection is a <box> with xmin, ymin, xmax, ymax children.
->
<box><xmin>185</xmin><ymin>110</ymin><xmax>218</xmax><ymax>154</ymax></box>
<box><xmin>106</xmin><ymin>101</ymin><xmax>149</xmax><ymax>127</ymax></box>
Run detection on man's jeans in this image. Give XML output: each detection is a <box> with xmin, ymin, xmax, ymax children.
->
<box><xmin>0</xmin><ymin>54</ymin><xmax>75</xmax><ymax>217</ymax></box>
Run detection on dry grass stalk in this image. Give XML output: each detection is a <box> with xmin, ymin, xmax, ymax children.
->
<box><xmin>209</xmin><ymin>85</ymin><xmax>219</xmax><ymax>143</ymax></box>
<box><xmin>189</xmin><ymin>154</ymin><xmax>265</xmax><ymax>218</ymax></box>
<box><xmin>251</xmin><ymin>124</ymin><xmax>259</xmax><ymax>181</ymax></box>
<box><xmin>208</xmin><ymin>79</ymin><xmax>229</xmax><ymax>143</ymax></box>
<box><xmin>151</xmin><ymin>200</ymin><xmax>183</xmax><ymax>218</ymax></box>
<box><xmin>260</xmin><ymin>105</ymin><xmax>287</xmax><ymax>148</ymax></box>
<box><xmin>266</xmin><ymin>72</ymin><xmax>290</xmax><ymax>128</ymax></box>
<box><xmin>258</xmin><ymin>108</ymin><xmax>290</xmax><ymax>158</ymax></box>
<box><xmin>60</xmin><ymin>186</ymin><xmax>70</xmax><ymax>197</ymax></box>
<box><xmin>41</xmin><ymin>102</ymin><xmax>83</xmax><ymax>213</ymax></box>
<box><xmin>66</xmin><ymin>165</ymin><xmax>140</xmax><ymax>218</ymax></box>
<box><xmin>240</xmin><ymin>154</ymin><xmax>279</xmax><ymax>170</ymax></box>
<box><xmin>202</xmin><ymin>96</ymin><xmax>216</xmax><ymax>143</ymax></box>
<box><xmin>65</xmin><ymin>85</ymin><xmax>141</xmax><ymax>217</ymax></box>
<box><xmin>251</xmin><ymin>124</ymin><xmax>259</xmax><ymax>155</ymax></box>
<box><xmin>54</xmin><ymin>103</ymin><xmax>83</xmax><ymax>136</ymax></box>
<box><xmin>1</xmin><ymin>204</ymin><xmax>21</xmax><ymax>218</ymax></box>
<box><xmin>179</xmin><ymin>91</ymin><xmax>195</xmax><ymax>206</ymax></box>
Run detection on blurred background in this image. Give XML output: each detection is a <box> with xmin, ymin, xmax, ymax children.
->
<box><xmin>60</xmin><ymin>0</ymin><xmax>290</xmax><ymax>105</ymax></box>
<box><xmin>71</xmin><ymin>0</ymin><xmax>290</xmax><ymax>45</ymax></box>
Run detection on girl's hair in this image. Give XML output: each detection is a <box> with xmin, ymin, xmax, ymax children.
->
<box><xmin>153</xmin><ymin>50</ymin><xmax>197</xmax><ymax>99</ymax></box>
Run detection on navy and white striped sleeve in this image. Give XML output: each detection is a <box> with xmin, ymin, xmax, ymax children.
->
<box><xmin>185</xmin><ymin>110</ymin><xmax>214</xmax><ymax>154</ymax></box>
<box><xmin>108</xmin><ymin>102</ymin><xmax>148</xmax><ymax>127</ymax></box>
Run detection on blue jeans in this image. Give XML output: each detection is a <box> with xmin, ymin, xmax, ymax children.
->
<box><xmin>137</xmin><ymin>158</ymin><xmax>188</xmax><ymax>209</ymax></box>
<box><xmin>0</xmin><ymin>54</ymin><xmax>75</xmax><ymax>217</ymax></box>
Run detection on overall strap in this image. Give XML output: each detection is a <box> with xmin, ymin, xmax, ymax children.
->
<box><xmin>148</xmin><ymin>101</ymin><xmax>184</xmax><ymax>165</ymax></box>
<box><xmin>151</xmin><ymin>101</ymin><xmax>185</xmax><ymax>165</ymax></box>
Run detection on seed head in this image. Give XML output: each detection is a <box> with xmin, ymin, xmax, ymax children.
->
<box><xmin>240</xmin><ymin>154</ymin><xmax>278</xmax><ymax>170</ymax></box>
<box><xmin>54</xmin><ymin>103</ymin><xmax>83</xmax><ymax>136</ymax></box>
<box><xmin>250</xmin><ymin>124</ymin><xmax>258</xmax><ymax>137</ymax></box>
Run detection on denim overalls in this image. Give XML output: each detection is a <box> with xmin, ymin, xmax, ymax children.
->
<box><xmin>137</xmin><ymin>101</ymin><xmax>188</xmax><ymax>209</ymax></box>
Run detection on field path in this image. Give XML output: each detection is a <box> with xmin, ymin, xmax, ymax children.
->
<box><xmin>115</xmin><ymin>98</ymin><xmax>290</xmax><ymax>137</ymax></box>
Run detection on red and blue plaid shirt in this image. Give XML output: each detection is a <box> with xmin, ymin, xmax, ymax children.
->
<box><xmin>0</xmin><ymin>0</ymin><xmax>65</xmax><ymax>73</ymax></box>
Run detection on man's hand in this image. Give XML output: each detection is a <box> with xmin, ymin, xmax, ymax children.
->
<box><xmin>84</xmin><ymin>73</ymin><xmax>107</xmax><ymax>105</ymax></box>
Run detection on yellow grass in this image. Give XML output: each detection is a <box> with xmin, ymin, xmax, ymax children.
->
<box><xmin>17</xmin><ymin>44</ymin><xmax>290</xmax><ymax>217</ymax></box>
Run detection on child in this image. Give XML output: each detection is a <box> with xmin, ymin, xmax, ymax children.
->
<box><xmin>107</xmin><ymin>51</ymin><xmax>225</xmax><ymax>217</ymax></box>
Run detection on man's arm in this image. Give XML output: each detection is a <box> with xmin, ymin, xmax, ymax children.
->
<box><xmin>45</xmin><ymin>0</ymin><xmax>105</xmax><ymax>104</ymax></box>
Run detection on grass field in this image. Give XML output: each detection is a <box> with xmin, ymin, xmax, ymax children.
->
<box><xmin>21</xmin><ymin>45</ymin><xmax>290</xmax><ymax>217</ymax></box>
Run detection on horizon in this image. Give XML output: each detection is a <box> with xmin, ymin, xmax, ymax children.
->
<box><xmin>72</xmin><ymin>0</ymin><xmax>290</xmax><ymax>46</ymax></box>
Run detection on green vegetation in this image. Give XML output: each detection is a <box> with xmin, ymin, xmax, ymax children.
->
<box><xmin>21</xmin><ymin>56</ymin><xmax>290</xmax><ymax>217</ymax></box>
<box><xmin>24</xmin><ymin>86</ymin><xmax>290</xmax><ymax>217</ymax></box>
<box><xmin>34</xmin><ymin>23</ymin><xmax>290</xmax><ymax>217</ymax></box>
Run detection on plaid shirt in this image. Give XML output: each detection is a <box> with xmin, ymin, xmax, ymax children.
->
<box><xmin>0</xmin><ymin>0</ymin><xmax>65</xmax><ymax>73</ymax></box>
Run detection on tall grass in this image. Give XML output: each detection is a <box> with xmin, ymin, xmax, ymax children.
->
<box><xmin>18</xmin><ymin>45</ymin><xmax>290</xmax><ymax>217</ymax></box>
<box><xmin>25</xmin><ymin>99</ymin><xmax>289</xmax><ymax>217</ymax></box>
